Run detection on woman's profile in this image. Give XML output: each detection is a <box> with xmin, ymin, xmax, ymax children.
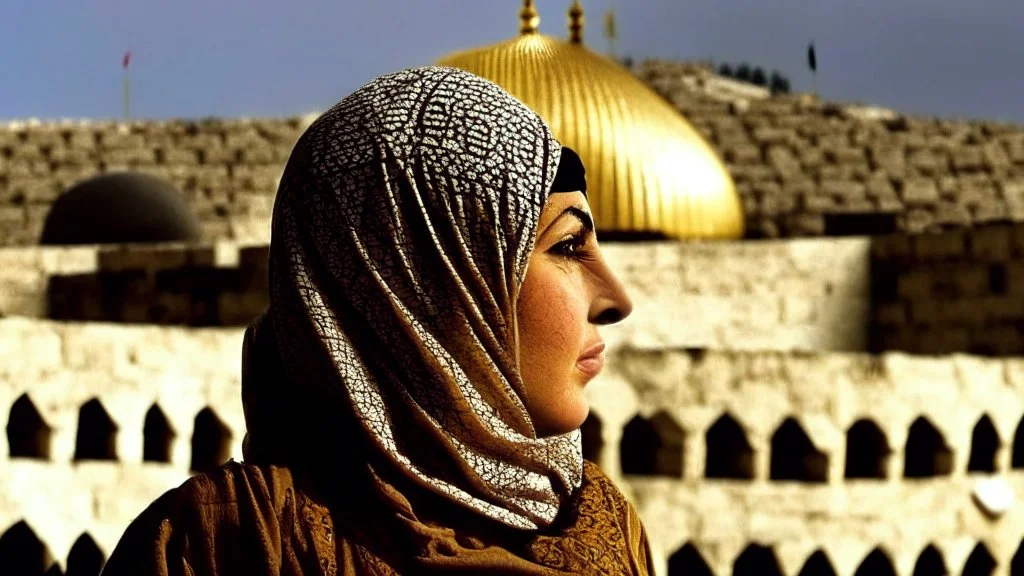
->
<box><xmin>101</xmin><ymin>66</ymin><xmax>652</xmax><ymax>575</ymax></box>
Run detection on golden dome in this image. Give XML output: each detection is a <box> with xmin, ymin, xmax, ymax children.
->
<box><xmin>436</xmin><ymin>1</ymin><xmax>744</xmax><ymax>239</ymax></box>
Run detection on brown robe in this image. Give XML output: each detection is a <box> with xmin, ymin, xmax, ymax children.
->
<box><xmin>100</xmin><ymin>460</ymin><xmax>654</xmax><ymax>575</ymax></box>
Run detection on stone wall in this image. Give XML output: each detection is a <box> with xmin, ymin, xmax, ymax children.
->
<box><xmin>0</xmin><ymin>238</ymin><xmax>873</xmax><ymax>352</ymax></box>
<box><xmin>5</xmin><ymin>62</ymin><xmax>1024</xmax><ymax>247</ymax></box>
<box><xmin>635</xmin><ymin>60</ymin><xmax>1024</xmax><ymax>240</ymax></box>
<box><xmin>0</xmin><ymin>318</ymin><xmax>244</xmax><ymax>567</ymax></box>
<box><xmin>871</xmin><ymin>222</ymin><xmax>1024</xmax><ymax>356</ymax></box>
<box><xmin>4</xmin><ymin>319</ymin><xmax>1024</xmax><ymax>574</ymax></box>
<box><xmin>593</xmin><ymin>347</ymin><xmax>1024</xmax><ymax>575</ymax></box>
<box><xmin>0</xmin><ymin>117</ymin><xmax>314</xmax><ymax>246</ymax></box>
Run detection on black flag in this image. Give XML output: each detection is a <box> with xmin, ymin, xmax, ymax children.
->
<box><xmin>807</xmin><ymin>42</ymin><xmax>817</xmax><ymax>72</ymax></box>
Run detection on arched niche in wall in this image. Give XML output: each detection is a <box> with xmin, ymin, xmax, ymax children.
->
<box><xmin>580</xmin><ymin>412</ymin><xmax>604</xmax><ymax>464</ymax></box>
<box><xmin>0</xmin><ymin>520</ymin><xmax>56</xmax><ymax>576</ymax></box>
<box><xmin>797</xmin><ymin>549</ymin><xmax>836</xmax><ymax>576</ymax></box>
<box><xmin>74</xmin><ymin>398</ymin><xmax>118</xmax><ymax>461</ymax></box>
<box><xmin>667</xmin><ymin>542</ymin><xmax>713</xmax><ymax>576</ymax></box>
<box><xmin>705</xmin><ymin>412</ymin><xmax>754</xmax><ymax>480</ymax></box>
<box><xmin>66</xmin><ymin>533</ymin><xmax>105</xmax><ymax>576</ymax></box>
<box><xmin>770</xmin><ymin>417</ymin><xmax>828</xmax><ymax>483</ymax></box>
<box><xmin>734</xmin><ymin>544</ymin><xmax>783</xmax><ymax>576</ymax></box>
<box><xmin>619</xmin><ymin>411</ymin><xmax>684</xmax><ymax>477</ymax></box>
<box><xmin>845</xmin><ymin>418</ymin><xmax>889</xmax><ymax>479</ymax></box>
<box><xmin>854</xmin><ymin>548</ymin><xmax>896</xmax><ymax>576</ymax></box>
<box><xmin>904</xmin><ymin>416</ymin><xmax>953</xmax><ymax>478</ymax></box>
<box><xmin>7</xmin><ymin>394</ymin><xmax>52</xmax><ymax>460</ymax></box>
<box><xmin>191</xmin><ymin>407</ymin><xmax>233</xmax><ymax>472</ymax></box>
<box><xmin>912</xmin><ymin>543</ymin><xmax>946</xmax><ymax>576</ymax></box>
<box><xmin>968</xmin><ymin>415</ymin><xmax>1000</xmax><ymax>473</ymax></box>
<box><xmin>143</xmin><ymin>404</ymin><xmax>175</xmax><ymax>464</ymax></box>
<box><xmin>962</xmin><ymin>542</ymin><xmax>996</xmax><ymax>576</ymax></box>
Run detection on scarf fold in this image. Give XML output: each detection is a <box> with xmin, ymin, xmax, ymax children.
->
<box><xmin>241</xmin><ymin>66</ymin><xmax>583</xmax><ymax>531</ymax></box>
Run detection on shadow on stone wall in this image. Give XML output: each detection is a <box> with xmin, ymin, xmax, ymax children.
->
<box><xmin>45</xmin><ymin>245</ymin><xmax>268</xmax><ymax>326</ymax></box>
<box><xmin>870</xmin><ymin>222</ymin><xmax>1024</xmax><ymax>356</ymax></box>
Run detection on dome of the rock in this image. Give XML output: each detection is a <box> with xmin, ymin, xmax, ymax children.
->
<box><xmin>40</xmin><ymin>172</ymin><xmax>202</xmax><ymax>245</ymax></box>
<box><xmin>436</xmin><ymin>1</ymin><xmax>743</xmax><ymax>239</ymax></box>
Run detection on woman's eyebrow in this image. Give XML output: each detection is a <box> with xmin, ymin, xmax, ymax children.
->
<box><xmin>553</xmin><ymin>205</ymin><xmax>594</xmax><ymax>233</ymax></box>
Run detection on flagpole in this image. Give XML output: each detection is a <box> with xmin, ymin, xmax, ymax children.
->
<box><xmin>122</xmin><ymin>51</ymin><xmax>132</xmax><ymax>120</ymax></box>
<box><xmin>123</xmin><ymin>72</ymin><xmax>130</xmax><ymax>120</ymax></box>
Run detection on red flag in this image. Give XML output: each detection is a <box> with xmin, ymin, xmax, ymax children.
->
<box><xmin>123</xmin><ymin>51</ymin><xmax>131</xmax><ymax>70</ymax></box>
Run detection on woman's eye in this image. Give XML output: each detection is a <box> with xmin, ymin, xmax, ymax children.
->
<box><xmin>552</xmin><ymin>234</ymin><xmax>586</xmax><ymax>258</ymax></box>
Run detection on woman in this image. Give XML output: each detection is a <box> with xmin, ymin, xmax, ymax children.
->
<box><xmin>101</xmin><ymin>66</ymin><xmax>651</xmax><ymax>575</ymax></box>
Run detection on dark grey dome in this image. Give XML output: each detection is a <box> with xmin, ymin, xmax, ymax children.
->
<box><xmin>40</xmin><ymin>172</ymin><xmax>202</xmax><ymax>245</ymax></box>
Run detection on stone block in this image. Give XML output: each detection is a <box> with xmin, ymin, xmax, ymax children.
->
<box><xmin>933</xmin><ymin>202</ymin><xmax>971</xmax><ymax>226</ymax></box>
<box><xmin>951</xmin><ymin>146</ymin><xmax>986</xmax><ymax>173</ymax></box>
<box><xmin>970</xmin><ymin>326</ymin><xmax>1024</xmax><ymax>355</ymax></box>
<box><xmin>968</xmin><ymin>226</ymin><xmax>1012</xmax><ymax>260</ymax></box>
<box><xmin>916</xmin><ymin>328</ymin><xmax>971</xmax><ymax>354</ymax></box>
<box><xmin>157</xmin><ymin>148</ymin><xmax>199</xmax><ymax>165</ymax></box>
<box><xmin>900</xmin><ymin>179</ymin><xmax>940</xmax><ymax>205</ymax></box>
<box><xmin>912</xmin><ymin>230</ymin><xmax>965</xmax><ymax>260</ymax></box>
<box><xmin>940</xmin><ymin>299</ymin><xmax>981</xmax><ymax>326</ymax></box>
<box><xmin>896</xmin><ymin>271</ymin><xmax>932</xmax><ymax>299</ymax></box>
<box><xmin>908</xmin><ymin>298</ymin><xmax>943</xmax><ymax>325</ymax></box>
<box><xmin>874</xmin><ymin>302</ymin><xmax>907</xmax><ymax>326</ymax></box>
<box><xmin>951</xmin><ymin>265</ymin><xmax>992</xmax><ymax>298</ymax></box>
<box><xmin>1003</xmin><ymin>262</ymin><xmax>1024</xmax><ymax>295</ymax></box>
<box><xmin>978</xmin><ymin>296</ymin><xmax>1024</xmax><ymax>322</ymax></box>
<box><xmin>781</xmin><ymin>297</ymin><xmax>816</xmax><ymax>324</ymax></box>
<box><xmin>972</xmin><ymin>200</ymin><xmax>1009</xmax><ymax>224</ymax></box>
<box><xmin>1009</xmin><ymin>224</ymin><xmax>1024</xmax><ymax>256</ymax></box>
<box><xmin>99</xmin><ymin>246</ymin><xmax>187</xmax><ymax>272</ymax></box>
<box><xmin>824</xmin><ymin>147</ymin><xmax>866</xmax><ymax>165</ymax></box>
<box><xmin>0</xmin><ymin>205</ymin><xmax>25</xmax><ymax>224</ymax></box>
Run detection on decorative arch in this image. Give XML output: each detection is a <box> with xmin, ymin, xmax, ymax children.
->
<box><xmin>619</xmin><ymin>411</ymin><xmax>684</xmax><ymax>477</ymax></box>
<box><xmin>0</xmin><ymin>520</ymin><xmax>56</xmax><ymax>576</ymax></box>
<box><xmin>734</xmin><ymin>543</ymin><xmax>783</xmax><ymax>576</ymax></box>
<box><xmin>854</xmin><ymin>547</ymin><xmax>896</xmax><ymax>576</ymax></box>
<box><xmin>912</xmin><ymin>543</ymin><xmax>946</xmax><ymax>576</ymax></box>
<box><xmin>143</xmin><ymin>404</ymin><xmax>175</xmax><ymax>463</ymax></box>
<box><xmin>191</xmin><ymin>407</ymin><xmax>233</xmax><ymax>472</ymax></box>
<box><xmin>968</xmin><ymin>415</ymin><xmax>1000</xmax><ymax>473</ymax></box>
<box><xmin>705</xmin><ymin>412</ymin><xmax>754</xmax><ymax>480</ymax></box>
<box><xmin>667</xmin><ymin>542</ymin><xmax>713</xmax><ymax>576</ymax></box>
<box><xmin>904</xmin><ymin>416</ymin><xmax>953</xmax><ymax>478</ymax></box>
<box><xmin>797</xmin><ymin>549</ymin><xmax>837</xmax><ymax>576</ymax></box>
<box><xmin>74</xmin><ymin>398</ymin><xmax>118</xmax><ymax>461</ymax></box>
<box><xmin>963</xmin><ymin>542</ymin><xmax>996</xmax><ymax>576</ymax></box>
<box><xmin>580</xmin><ymin>412</ymin><xmax>604</xmax><ymax>464</ymax></box>
<box><xmin>770</xmin><ymin>417</ymin><xmax>828</xmax><ymax>482</ymax></box>
<box><xmin>66</xmin><ymin>533</ymin><xmax>105</xmax><ymax>576</ymax></box>
<box><xmin>845</xmin><ymin>418</ymin><xmax>889</xmax><ymax>479</ymax></box>
<box><xmin>7</xmin><ymin>394</ymin><xmax>52</xmax><ymax>459</ymax></box>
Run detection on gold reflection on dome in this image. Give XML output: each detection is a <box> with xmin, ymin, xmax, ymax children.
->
<box><xmin>437</xmin><ymin>1</ymin><xmax>744</xmax><ymax>239</ymax></box>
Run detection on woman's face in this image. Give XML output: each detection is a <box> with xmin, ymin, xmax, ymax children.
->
<box><xmin>516</xmin><ymin>191</ymin><xmax>633</xmax><ymax>438</ymax></box>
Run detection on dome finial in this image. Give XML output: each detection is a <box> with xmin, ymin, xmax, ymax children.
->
<box><xmin>520</xmin><ymin>0</ymin><xmax>540</xmax><ymax>35</ymax></box>
<box><xmin>568</xmin><ymin>0</ymin><xmax>584</xmax><ymax>45</ymax></box>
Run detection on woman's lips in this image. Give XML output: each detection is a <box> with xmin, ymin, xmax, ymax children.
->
<box><xmin>576</xmin><ymin>342</ymin><xmax>606</xmax><ymax>378</ymax></box>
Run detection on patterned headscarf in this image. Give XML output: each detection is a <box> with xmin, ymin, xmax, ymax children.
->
<box><xmin>246</xmin><ymin>66</ymin><xmax>582</xmax><ymax>530</ymax></box>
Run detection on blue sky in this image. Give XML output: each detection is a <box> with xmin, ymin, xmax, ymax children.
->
<box><xmin>3</xmin><ymin>1</ymin><xmax>1024</xmax><ymax>123</ymax></box>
